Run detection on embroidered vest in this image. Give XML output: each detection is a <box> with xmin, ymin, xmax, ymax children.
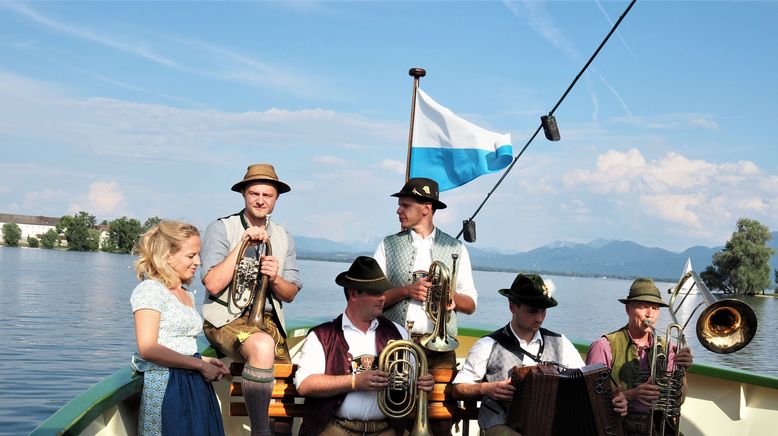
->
<box><xmin>201</xmin><ymin>211</ymin><xmax>289</xmax><ymax>329</ymax></box>
<box><xmin>382</xmin><ymin>228</ymin><xmax>461</xmax><ymax>336</ymax></box>
<box><xmin>299</xmin><ymin>315</ymin><xmax>401</xmax><ymax>436</ymax></box>
<box><xmin>479</xmin><ymin>325</ymin><xmax>566</xmax><ymax>430</ymax></box>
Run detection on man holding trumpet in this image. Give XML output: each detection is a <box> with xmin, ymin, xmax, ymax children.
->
<box><xmin>295</xmin><ymin>256</ymin><xmax>434</xmax><ymax>436</ymax></box>
<box><xmin>200</xmin><ymin>163</ymin><xmax>303</xmax><ymax>436</ymax></box>
<box><xmin>586</xmin><ymin>277</ymin><xmax>694</xmax><ymax>436</ymax></box>
<box><xmin>373</xmin><ymin>177</ymin><xmax>478</xmax><ymax>370</ymax></box>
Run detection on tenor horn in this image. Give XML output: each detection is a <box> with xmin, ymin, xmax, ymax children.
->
<box><xmin>420</xmin><ymin>254</ymin><xmax>460</xmax><ymax>352</ymax></box>
<box><xmin>377</xmin><ymin>340</ymin><xmax>431</xmax><ymax>436</ymax></box>
<box><xmin>230</xmin><ymin>238</ymin><xmax>285</xmax><ymax>359</ymax></box>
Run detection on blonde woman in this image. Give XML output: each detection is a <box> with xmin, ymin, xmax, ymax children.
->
<box><xmin>131</xmin><ymin>221</ymin><xmax>229</xmax><ymax>436</ymax></box>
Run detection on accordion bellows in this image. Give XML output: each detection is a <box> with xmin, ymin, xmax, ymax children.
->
<box><xmin>507</xmin><ymin>363</ymin><xmax>624</xmax><ymax>436</ymax></box>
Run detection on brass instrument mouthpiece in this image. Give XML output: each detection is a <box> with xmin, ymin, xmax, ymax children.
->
<box><xmin>643</xmin><ymin>318</ymin><xmax>654</xmax><ymax>327</ymax></box>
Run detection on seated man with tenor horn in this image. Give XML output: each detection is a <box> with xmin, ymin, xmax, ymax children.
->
<box><xmin>452</xmin><ymin>273</ymin><xmax>628</xmax><ymax>436</ymax></box>
<box><xmin>586</xmin><ymin>278</ymin><xmax>693</xmax><ymax>436</ymax></box>
<box><xmin>295</xmin><ymin>256</ymin><xmax>434</xmax><ymax>436</ymax></box>
<box><xmin>200</xmin><ymin>163</ymin><xmax>302</xmax><ymax>436</ymax></box>
<box><xmin>373</xmin><ymin>177</ymin><xmax>478</xmax><ymax>371</ymax></box>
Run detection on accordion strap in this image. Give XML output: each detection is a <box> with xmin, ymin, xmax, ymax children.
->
<box><xmin>488</xmin><ymin>324</ymin><xmax>545</xmax><ymax>363</ymax></box>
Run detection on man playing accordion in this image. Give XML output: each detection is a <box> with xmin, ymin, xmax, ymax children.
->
<box><xmin>452</xmin><ymin>273</ymin><xmax>627</xmax><ymax>435</ymax></box>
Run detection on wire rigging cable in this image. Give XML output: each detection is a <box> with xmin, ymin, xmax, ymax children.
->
<box><xmin>457</xmin><ymin>0</ymin><xmax>638</xmax><ymax>240</ymax></box>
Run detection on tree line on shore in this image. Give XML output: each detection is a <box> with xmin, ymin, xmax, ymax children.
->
<box><xmin>1</xmin><ymin>214</ymin><xmax>775</xmax><ymax>295</ymax></box>
<box><xmin>1</xmin><ymin>211</ymin><xmax>160</xmax><ymax>254</ymax></box>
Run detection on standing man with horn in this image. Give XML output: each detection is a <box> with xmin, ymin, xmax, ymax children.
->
<box><xmin>201</xmin><ymin>163</ymin><xmax>302</xmax><ymax>436</ymax></box>
<box><xmin>295</xmin><ymin>256</ymin><xmax>434</xmax><ymax>436</ymax></box>
<box><xmin>586</xmin><ymin>278</ymin><xmax>693</xmax><ymax>436</ymax></box>
<box><xmin>373</xmin><ymin>177</ymin><xmax>477</xmax><ymax>371</ymax></box>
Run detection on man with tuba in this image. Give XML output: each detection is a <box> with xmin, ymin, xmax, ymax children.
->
<box><xmin>586</xmin><ymin>278</ymin><xmax>693</xmax><ymax>436</ymax></box>
<box><xmin>373</xmin><ymin>177</ymin><xmax>477</xmax><ymax>371</ymax></box>
<box><xmin>200</xmin><ymin>163</ymin><xmax>302</xmax><ymax>436</ymax></box>
<box><xmin>295</xmin><ymin>256</ymin><xmax>434</xmax><ymax>436</ymax></box>
<box><xmin>452</xmin><ymin>274</ymin><xmax>628</xmax><ymax>435</ymax></box>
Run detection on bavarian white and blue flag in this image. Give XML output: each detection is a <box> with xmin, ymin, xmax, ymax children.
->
<box><xmin>409</xmin><ymin>89</ymin><xmax>513</xmax><ymax>191</ymax></box>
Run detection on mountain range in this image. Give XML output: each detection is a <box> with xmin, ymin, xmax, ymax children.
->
<box><xmin>295</xmin><ymin>232</ymin><xmax>778</xmax><ymax>282</ymax></box>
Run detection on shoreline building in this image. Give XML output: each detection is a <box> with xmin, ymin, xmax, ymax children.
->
<box><xmin>0</xmin><ymin>213</ymin><xmax>60</xmax><ymax>241</ymax></box>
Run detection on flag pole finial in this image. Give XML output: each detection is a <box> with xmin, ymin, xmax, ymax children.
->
<box><xmin>405</xmin><ymin>67</ymin><xmax>426</xmax><ymax>182</ymax></box>
<box><xmin>409</xmin><ymin>67</ymin><xmax>426</xmax><ymax>78</ymax></box>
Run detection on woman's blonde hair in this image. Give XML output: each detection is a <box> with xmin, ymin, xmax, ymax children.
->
<box><xmin>134</xmin><ymin>220</ymin><xmax>200</xmax><ymax>288</ymax></box>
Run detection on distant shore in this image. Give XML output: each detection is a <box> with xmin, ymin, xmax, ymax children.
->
<box><xmin>3</xmin><ymin>245</ymin><xmax>774</xmax><ymax>296</ymax></box>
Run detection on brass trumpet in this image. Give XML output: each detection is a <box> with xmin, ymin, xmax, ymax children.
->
<box><xmin>230</xmin><ymin>238</ymin><xmax>285</xmax><ymax>359</ymax></box>
<box><xmin>420</xmin><ymin>254</ymin><xmax>459</xmax><ymax>352</ymax></box>
<box><xmin>377</xmin><ymin>340</ymin><xmax>431</xmax><ymax>436</ymax></box>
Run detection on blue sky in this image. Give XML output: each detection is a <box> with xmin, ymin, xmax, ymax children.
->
<box><xmin>1</xmin><ymin>1</ymin><xmax>777</xmax><ymax>253</ymax></box>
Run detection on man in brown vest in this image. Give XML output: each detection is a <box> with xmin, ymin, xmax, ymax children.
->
<box><xmin>295</xmin><ymin>256</ymin><xmax>434</xmax><ymax>436</ymax></box>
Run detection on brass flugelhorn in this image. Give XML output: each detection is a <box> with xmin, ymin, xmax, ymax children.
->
<box><xmin>421</xmin><ymin>253</ymin><xmax>460</xmax><ymax>352</ymax></box>
<box><xmin>230</xmin><ymin>237</ymin><xmax>285</xmax><ymax>359</ymax></box>
<box><xmin>377</xmin><ymin>340</ymin><xmax>431</xmax><ymax>436</ymax></box>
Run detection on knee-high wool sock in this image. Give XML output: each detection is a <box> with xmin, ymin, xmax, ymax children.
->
<box><xmin>241</xmin><ymin>364</ymin><xmax>274</xmax><ymax>436</ymax></box>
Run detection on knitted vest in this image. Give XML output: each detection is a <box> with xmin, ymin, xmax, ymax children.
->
<box><xmin>382</xmin><ymin>228</ymin><xmax>461</xmax><ymax>336</ymax></box>
<box><xmin>201</xmin><ymin>211</ymin><xmax>289</xmax><ymax>329</ymax></box>
<box><xmin>604</xmin><ymin>326</ymin><xmax>664</xmax><ymax>391</ymax></box>
<box><xmin>299</xmin><ymin>315</ymin><xmax>401</xmax><ymax>436</ymax></box>
<box><xmin>478</xmin><ymin>325</ymin><xmax>566</xmax><ymax>430</ymax></box>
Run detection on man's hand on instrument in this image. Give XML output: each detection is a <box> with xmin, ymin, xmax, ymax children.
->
<box><xmin>611</xmin><ymin>390</ymin><xmax>628</xmax><ymax>416</ymax></box>
<box><xmin>243</xmin><ymin>226</ymin><xmax>268</xmax><ymax>243</ymax></box>
<box><xmin>673</xmin><ymin>346</ymin><xmax>694</xmax><ymax>370</ymax></box>
<box><xmin>357</xmin><ymin>370</ymin><xmax>389</xmax><ymax>391</ymax></box>
<box><xmin>446</xmin><ymin>295</ymin><xmax>457</xmax><ymax>311</ymax></box>
<box><xmin>482</xmin><ymin>377</ymin><xmax>515</xmax><ymax>401</ymax></box>
<box><xmin>260</xmin><ymin>254</ymin><xmax>279</xmax><ymax>282</ymax></box>
<box><xmin>417</xmin><ymin>374</ymin><xmax>435</xmax><ymax>392</ymax></box>
<box><xmin>630</xmin><ymin>379</ymin><xmax>660</xmax><ymax>407</ymax></box>
<box><xmin>406</xmin><ymin>277</ymin><xmax>431</xmax><ymax>302</ymax></box>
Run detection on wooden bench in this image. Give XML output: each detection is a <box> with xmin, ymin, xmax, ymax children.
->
<box><xmin>229</xmin><ymin>362</ymin><xmax>479</xmax><ymax>432</ymax></box>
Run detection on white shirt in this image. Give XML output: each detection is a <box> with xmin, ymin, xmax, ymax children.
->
<box><xmin>294</xmin><ymin>313</ymin><xmax>409</xmax><ymax>420</ymax></box>
<box><xmin>452</xmin><ymin>324</ymin><xmax>584</xmax><ymax>385</ymax></box>
<box><xmin>373</xmin><ymin>228</ymin><xmax>478</xmax><ymax>335</ymax></box>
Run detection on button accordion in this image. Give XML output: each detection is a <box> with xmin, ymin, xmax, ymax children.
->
<box><xmin>506</xmin><ymin>363</ymin><xmax>624</xmax><ymax>436</ymax></box>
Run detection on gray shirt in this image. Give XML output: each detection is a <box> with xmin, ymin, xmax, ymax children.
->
<box><xmin>200</xmin><ymin>216</ymin><xmax>302</xmax><ymax>289</ymax></box>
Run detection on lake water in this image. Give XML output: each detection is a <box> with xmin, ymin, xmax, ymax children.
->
<box><xmin>1</xmin><ymin>247</ymin><xmax>776</xmax><ymax>435</ymax></box>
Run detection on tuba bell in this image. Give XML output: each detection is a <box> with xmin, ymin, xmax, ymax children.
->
<box><xmin>230</xmin><ymin>237</ymin><xmax>286</xmax><ymax>359</ymax></box>
<box><xmin>420</xmin><ymin>254</ymin><xmax>460</xmax><ymax>352</ymax></box>
<box><xmin>377</xmin><ymin>340</ymin><xmax>431</xmax><ymax>436</ymax></box>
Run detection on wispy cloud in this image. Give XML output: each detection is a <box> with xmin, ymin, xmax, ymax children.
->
<box><xmin>377</xmin><ymin>160</ymin><xmax>405</xmax><ymax>175</ymax></box>
<box><xmin>168</xmin><ymin>36</ymin><xmax>328</xmax><ymax>98</ymax></box>
<box><xmin>1</xmin><ymin>2</ymin><xmax>178</xmax><ymax>67</ymax></box>
<box><xmin>594</xmin><ymin>0</ymin><xmax>637</xmax><ymax>61</ymax></box>
<box><xmin>503</xmin><ymin>0</ymin><xmax>579</xmax><ymax>60</ymax></box>
<box><xmin>2</xmin><ymin>3</ymin><xmax>326</xmax><ymax>98</ymax></box>
<box><xmin>612</xmin><ymin>113</ymin><xmax>720</xmax><ymax>131</ymax></box>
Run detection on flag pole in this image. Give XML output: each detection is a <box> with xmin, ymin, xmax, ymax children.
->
<box><xmin>405</xmin><ymin>67</ymin><xmax>426</xmax><ymax>182</ymax></box>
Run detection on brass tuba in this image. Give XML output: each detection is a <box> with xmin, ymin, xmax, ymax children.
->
<box><xmin>647</xmin><ymin>267</ymin><xmax>758</xmax><ymax>435</ymax></box>
<box><xmin>230</xmin><ymin>237</ymin><xmax>286</xmax><ymax>359</ymax></box>
<box><xmin>420</xmin><ymin>254</ymin><xmax>460</xmax><ymax>352</ymax></box>
<box><xmin>377</xmin><ymin>340</ymin><xmax>431</xmax><ymax>436</ymax></box>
